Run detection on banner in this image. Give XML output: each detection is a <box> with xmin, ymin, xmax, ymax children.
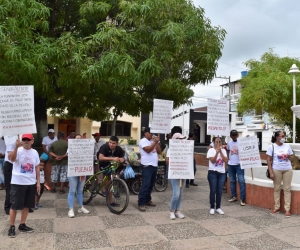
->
<box><xmin>238</xmin><ymin>136</ymin><xmax>262</xmax><ymax>169</ymax></box>
<box><xmin>0</xmin><ymin>86</ymin><xmax>36</xmax><ymax>135</ymax></box>
<box><xmin>67</xmin><ymin>139</ymin><xmax>94</xmax><ymax>177</ymax></box>
<box><xmin>151</xmin><ymin>99</ymin><xmax>173</xmax><ymax>134</ymax></box>
<box><xmin>207</xmin><ymin>98</ymin><xmax>230</xmax><ymax>136</ymax></box>
<box><xmin>168</xmin><ymin>139</ymin><xmax>194</xmax><ymax>179</ymax></box>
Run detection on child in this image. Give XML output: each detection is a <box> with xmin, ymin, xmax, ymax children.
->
<box><xmin>34</xmin><ymin>157</ymin><xmax>45</xmax><ymax>210</ymax></box>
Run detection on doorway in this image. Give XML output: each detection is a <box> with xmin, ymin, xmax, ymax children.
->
<box><xmin>256</xmin><ymin>132</ymin><xmax>262</xmax><ymax>151</ymax></box>
<box><xmin>58</xmin><ymin>119</ymin><xmax>76</xmax><ymax>137</ymax></box>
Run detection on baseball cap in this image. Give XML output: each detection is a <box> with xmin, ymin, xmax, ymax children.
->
<box><xmin>22</xmin><ymin>134</ymin><xmax>34</xmax><ymax>140</ymax></box>
<box><xmin>230</xmin><ymin>129</ymin><xmax>238</xmax><ymax>135</ymax></box>
<box><xmin>92</xmin><ymin>132</ymin><xmax>101</xmax><ymax>137</ymax></box>
<box><xmin>48</xmin><ymin>129</ymin><xmax>55</xmax><ymax>133</ymax></box>
<box><xmin>144</xmin><ymin>127</ymin><xmax>151</xmax><ymax>133</ymax></box>
<box><xmin>172</xmin><ymin>133</ymin><xmax>186</xmax><ymax>139</ymax></box>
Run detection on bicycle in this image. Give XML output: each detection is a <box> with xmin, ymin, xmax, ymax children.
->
<box><xmin>82</xmin><ymin>162</ymin><xmax>130</xmax><ymax>214</ymax></box>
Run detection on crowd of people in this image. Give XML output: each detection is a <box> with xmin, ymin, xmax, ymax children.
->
<box><xmin>0</xmin><ymin>128</ymin><xmax>294</xmax><ymax>238</ymax></box>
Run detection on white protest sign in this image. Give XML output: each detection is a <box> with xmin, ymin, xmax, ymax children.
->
<box><xmin>168</xmin><ymin>139</ymin><xmax>194</xmax><ymax>179</ymax></box>
<box><xmin>0</xmin><ymin>86</ymin><xmax>36</xmax><ymax>135</ymax></box>
<box><xmin>238</xmin><ymin>136</ymin><xmax>262</xmax><ymax>169</ymax></box>
<box><xmin>207</xmin><ymin>98</ymin><xmax>230</xmax><ymax>136</ymax></box>
<box><xmin>4</xmin><ymin>135</ymin><xmax>19</xmax><ymax>146</ymax></box>
<box><xmin>67</xmin><ymin>139</ymin><xmax>94</xmax><ymax>177</ymax></box>
<box><xmin>151</xmin><ymin>99</ymin><xmax>173</xmax><ymax>134</ymax></box>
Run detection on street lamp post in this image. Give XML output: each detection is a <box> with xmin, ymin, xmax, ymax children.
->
<box><xmin>288</xmin><ymin>64</ymin><xmax>300</xmax><ymax>143</ymax></box>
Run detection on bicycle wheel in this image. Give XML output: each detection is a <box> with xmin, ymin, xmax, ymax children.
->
<box><xmin>106</xmin><ymin>178</ymin><xmax>130</xmax><ymax>214</ymax></box>
<box><xmin>154</xmin><ymin>177</ymin><xmax>168</xmax><ymax>192</ymax></box>
<box><xmin>131</xmin><ymin>179</ymin><xmax>142</xmax><ymax>195</ymax></box>
<box><xmin>83</xmin><ymin>176</ymin><xmax>97</xmax><ymax>205</ymax></box>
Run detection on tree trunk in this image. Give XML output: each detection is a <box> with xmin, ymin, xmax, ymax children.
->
<box><xmin>111</xmin><ymin>114</ymin><xmax>118</xmax><ymax>136</ymax></box>
<box><xmin>34</xmin><ymin>95</ymin><xmax>48</xmax><ymax>151</ymax></box>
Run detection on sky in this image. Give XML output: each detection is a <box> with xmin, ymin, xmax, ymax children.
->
<box><xmin>190</xmin><ymin>0</ymin><xmax>300</xmax><ymax>108</ymax></box>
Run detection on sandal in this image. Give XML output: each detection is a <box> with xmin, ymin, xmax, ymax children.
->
<box><xmin>59</xmin><ymin>189</ymin><xmax>65</xmax><ymax>194</ymax></box>
<box><xmin>50</xmin><ymin>188</ymin><xmax>56</xmax><ymax>193</ymax></box>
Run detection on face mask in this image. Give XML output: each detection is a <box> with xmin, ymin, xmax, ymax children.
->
<box><xmin>279</xmin><ymin>138</ymin><xmax>285</xmax><ymax>143</ymax></box>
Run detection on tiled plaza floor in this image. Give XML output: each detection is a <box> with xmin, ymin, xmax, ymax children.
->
<box><xmin>0</xmin><ymin>166</ymin><xmax>299</xmax><ymax>250</ymax></box>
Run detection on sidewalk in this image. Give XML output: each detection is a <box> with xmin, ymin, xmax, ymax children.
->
<box><xmin>0</xmin><ymin>166</ymin><xmax>300</xmax><ymax>249</ymax></box>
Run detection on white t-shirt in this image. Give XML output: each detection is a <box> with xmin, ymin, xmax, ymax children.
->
<box><xmin>4</xmin><ymin>143</ymin><xmax>15</xmax><ymax>163</ymax></box>
<box><xmin>139</xmin><ymin>137</ymin><xmax>158</xmax><ymax>167</ymax></box>
<box><xmin>11</xmin><ymin>147</ymin><xmax>40</xmax><ymax>185</ymax></box>
<box><xmin>226</xmin><ymin>140</ymin><xmax>240</xmax><ymax>165</ymax></box>
<box><xmin>207</xmin><ymin>148</ymin><xmax>226</xmax><ymax>173</ymax></box>
<box><xmin>266</xmin><ymin>143</ymin><xmax>293</xmax><ymax>171</ymax></box>
<box><xmin>42</xmin><ymin>136</ymin><xmax>58</xmax><ymax>151</ymax></box>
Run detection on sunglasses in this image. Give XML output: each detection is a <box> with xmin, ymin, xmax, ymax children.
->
<box><xmin>22</xmin><ymin>138</ymin><xmax>32</xmax><ymax>141</ymax></box>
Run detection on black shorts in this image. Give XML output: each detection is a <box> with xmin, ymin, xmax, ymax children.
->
<box><xmin>10</xmin><ymin>184</ymin><xmax>36</xmax><ymax>210</ymax></box>
<box><xmin>36</xmin><ymin>183</ymin><xmax>45</xmax><ymax>197</ymax></box>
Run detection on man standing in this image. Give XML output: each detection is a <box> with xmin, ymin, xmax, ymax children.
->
<box><xmin>48</xmin><ymin>132</ymin><xmax>68</xmax><ymax>194</ymax></box>
<box><xmin>8</xmin><ymin>134</ymin><xmax>40</xmax><ymax>238</ymax></box>
<box><xmin>93</xmin><ymin>132</ymin><xmax>106</xmax><ymax>178</ymax></box>
<box><xmin>185</xmin><ymin>132</ymin><xmax>198</xmax><ymax>188</ymax></box>
<box><xmin>138</xmin><ymin>128</ymin><xmax>161</xmax><ymax>211</ymax></box>
<box><xmin>41</xmin><ymin>129</ymin><xmax>57</xmax><ymax>190</ymax></box>
<box><xmin>0</xmin><ymin>136</ymin><xmax>6</xmax><ymax>189</ymax></box>
<box><xmin>66</xmin><ymin>130</ymin><xmax>76</xmax><ymax>141</ymax></box>
<box><xmin>226</xmin><ymin>129</ymin><xmax>246</xmax><ymax>206</ymax></box>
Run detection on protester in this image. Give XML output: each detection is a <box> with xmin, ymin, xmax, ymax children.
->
<box><xmin>166</xmin><ymin>133</ymin><xmax>186</xmax><ymax>219</ymax></box>
<box><xmin>8</xmin><ymin>134</ymin><xmax>40</xmax><ymax>238</ymax></box>
<box><xmin>186</xmin><ymin>132</ymin><xmax>198</xmax><ymax>188</ymax></box>
<box><xmin>207</xmin><ymin>136</ymin><xmax>228</xmax><ymax>215</ymax></box>
<box><xmin>48</xmin><ymin>131</ymin><xmax>68</xmax><ymax>194</ymax></box>
<box><xmin>226</xmin><ymin>130</ymin><xmax>246</xmax><ymax>206</ymax></box>
<box><xmin>67</xmin><ymin>134</ymin><xmax>90</xmax><ymax>218</ymax></box>
<box><xmin>98</xmin><ymin>136</ymin><xmax>125</xmax><ymax>206</ymax></box>
<box><xmin>41</xmin><ymin>129</ymin><xmax>57</xmax><ymax>191</ymax></box>
<box><xmin>93</xmin><ymin>132</ymin><xmax>106</xmax><ymax>183</ymax></box>
<box><xmin>66</xmin><ymin>130</ymin><xmax>76</xmax><ymax>141</ymax></box>
<box><xmin>0</xmin><ymin>136</ymin><xmax>6</xmax><ymax>189</ymax></box>
<box><xmin>138</xmin><ymin>127</ymin><xmax>161</xmax><ymax>212</ymax></box>
<box><xmin>267</xmin><ymin>131</ymin><xmax>293</xmax><ymax>218</ymax></box>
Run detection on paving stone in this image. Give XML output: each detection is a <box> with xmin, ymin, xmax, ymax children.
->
<box><xmin>101</xmin><ymin>213</ymin><xmax>148</xmax><ymax>229</ymax></box>
<box><xmin>134</xmin><ymin>202</ymin><xmax>170</xmax><ymax>213</ymax></box>
<box><xmin>231</xmin><ymin>233</ymin><xmax>295</xmax><ymax>250</ymax></box>
<box><xmin>106</xmin><ymin>225</ymin><xmax>167</xmax><ymax>247</ymax></box>
<box><xmin>55</xmin><ymin>231</ymin><xmax>111</xmax><ymax>250</ymax></box>
<box><xmin>183</xmin><ymin>208</ymin><xmax>229</xmax><ymax>220</ymax></box>
<box><xmin>155</xmin><ymin>221</ymin><xmax>214</xmax><ymax>240</ymax></box>
<box><xmin>236</xmin><ymin>213</ymin><xmax>283</xmax><ymax>229</ymax></box>
<box><xmin>55</xmin><ymin>206</ymin><xmax>97</xmax><ymax>218</ymax></box>
<box><xmin>115</xmin><ymin>241</ymin><xmax>175</xmax><ymax>250</ymax></box>
<box><xmin>26</xmin><ymin>208</ymin><xmax>56</xmax><ymax>220</ymax></box>
<box><xmin>263</xmin><ymin>225</ymin><xmax>300</xmax><ymax>247</ymax></box>
<box><xmin>36</xmin><ymin>199</ymin><xmax>55</xmax><ymax>208</ymax></box>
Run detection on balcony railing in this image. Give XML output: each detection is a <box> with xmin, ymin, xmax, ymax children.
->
<box><xmin>251</xmin><ymin>115</ymin><xmax>264</xmax><ymax>124</ymax></box>
<box><xmin>235</xmin><ymin>117</ymin><xmax>244</xmax><ymax>125</ymax></box>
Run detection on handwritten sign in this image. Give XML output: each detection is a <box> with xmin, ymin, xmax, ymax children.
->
<box><xmin>4</xmin><ymin>135</ymin><xmax>19</xmax><ymax>146</ymax></box>
<box><xmin>168</xmin><ymin>139</ymin><xmax>194</xmax><ymax>179</ymax></box>
<box><xmin>67</xmin><ymin>139</ymin><xmax>94</xmax><ymax>177</ymax></box>
<box><xmin>207</xmin><ymin>98</ymin><xmax>230</xmax><ymax>136</ymax></box>
<box><xmin>238</xmin><ymin>136</ymin><xmax>262</xmax><ymax>169</ymax></box>
<box><xmin>151</xmin><ymin>99</ymin><xmax>173</xmax><ymax>134</ymax></box>
<box><xmin>0</xmin><ymin>86</ymin><xmax>36</xmax><ymax>135</ymax></box>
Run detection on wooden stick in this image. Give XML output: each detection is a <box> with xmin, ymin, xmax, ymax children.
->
<box><xmin>251</xmin><ymin>168</ymin><xmax>254</xmax><ymax>180</ymax></box>
<box><xmin>180</xmin><ymin>179</ymin><xmax>182</xmax><ymax>187</ymax></box>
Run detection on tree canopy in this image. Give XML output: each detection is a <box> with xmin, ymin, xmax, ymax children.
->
<box><xmin>237</xmin><ymin>50</ymin><xmax>300</xmax><ymax>140</ymax></box>
<box><xmin>0</xmin><ymin>0</ymin><xmax>226</xmax><ymax>139</ymax></box>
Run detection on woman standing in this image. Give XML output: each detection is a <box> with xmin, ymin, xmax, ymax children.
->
<box><xmin>267</xmin><ymin>131</ymin><xmax>293</xmax><ymax>218</ymax></box>
<box><xmin>166</xmin><ymin>133</ymin><xmax>186</xmax><ymax>220</ymax></box>
<box><xmin>207</xmin><ymin>136</ymin><xmax>228</xmax><ymax>215</ymax></box>
<box><xmin>67</xmin><ymin>134</ymin><xmax>90</xmax><ymax>218</ymax></box>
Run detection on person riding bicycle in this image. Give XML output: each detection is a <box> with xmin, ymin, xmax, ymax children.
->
<box><xmin>98</xmin><ymin>136</ymin><xmax>125</xmax><ymax>207</ymax></box>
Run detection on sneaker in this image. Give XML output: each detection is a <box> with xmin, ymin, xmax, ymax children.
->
<box><xmin>18</xmin><ymin>224</ymin><xmax>34</xmax><ymax>233</ymax></box>
<box><xmin>78</xmin><ymin>207</ymin><xmax>90</xmax><ymax>214</ymax></box>
<box><xmin>110</xmin><ymin>202</ymin><xmax>120</xmax><ymax>207</ymax></box>
<box><xmin>170</xmin><ymin>212</ymin><xmax>176</xmax><ymax>220</ymax></box>
<box><xmin>240</xmin><ymin>200</ymin><xmax>246</xmax><ymax>206</ymax></box>
<box><xmin>138</xmin><ymin>205</ymin><xmax>146</xmax><ymax>212</ymax></box>
<box><xmin>175</xmin><ymin>211</ymin><xmax>185</xmax><ymax>219</ymax></box>
<box><xmin>8</xmin><ymin>225</ymin><xmax>15</xmax><ymax>238</ymax></box>
<box><xmin>28</xmin><ymin>208</ymin><xmax>34</xmax><ymax>213</ymax></box>
<box><xmin>190</xmin><ymin>183</ymin><xmax>198</xmax><ymax>186</ymax></box>
<box><xmin>37</xmin><ymin>203</ymin><xmax>43</xmax><ymax>207</ymax></box>
<box><xmin>34</xmin><ymin>204</ymin><xmax>39</xmax><ymax>210</ymax></box>
<box><xmin>216</xmin><ymin>208</ymin><xmax>224</xmax><ymax>215</ymax></box>
<box><xmin>68</xmin><ymin>209</ymin><xmax>75</xmax><ymax>218</ymax></box>
<box><xmin>270</xmin><ymin>208</ymin><xmax>280</xmax><ymax>215</ymax></box>
<box><xmin>228</xmin><ymin>197</ymin><xmax>237</xmax><ymax>202</ymax></box>
<box><xmin>145</xmin><ymin>201</ymin><xmax>156</xmax><ymax>207</ymax></box>
<box><xmin>209</xmin><ymin>208</ymin><xmax>215</xmax><ymax>215</ymax></box>
<box><xmin>285</xmin><ymin>211</ymin><xmax>291</xmax><ymax>218</ymax></box>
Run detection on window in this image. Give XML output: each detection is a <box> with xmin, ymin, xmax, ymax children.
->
<box><xmin>100</xmin><ymin>121</ymin><xmax>131</xmax><ymax>136</ymax></box>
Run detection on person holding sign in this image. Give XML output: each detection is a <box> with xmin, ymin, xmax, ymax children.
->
<box><xmin>267</xmin><ymin>131</ymin><xmax>293</xmax><ymax>218</ymax></box>
<box><xmin>138</xmin><ymin>127</ymin><xmax>161</xmax><ymax>212</ymax></box>
<box><xmin>166</xmin><ymin>133</ymin><xmax>186</xmax><ymax>220</ymax></box>
<box><xmin>207</xmin><ymin>136</ymin><xmax>228</xmax><ymax>215</ymax></box>
<box><xmin>7</xmin><ymin>134</ymin><xmax>40</xmax><ymax>238</ymax></box>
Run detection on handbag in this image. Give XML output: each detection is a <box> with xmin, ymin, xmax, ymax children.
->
<box><xmin>266</xmin><ymin>144</ymin><xmax>274</xmax><ymax>179</ymax></box>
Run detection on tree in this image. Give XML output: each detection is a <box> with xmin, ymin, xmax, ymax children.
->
<box><xmin>237</xmin><ymin>50</ymin><xmax>300</xmax><ymax>141</ymax></box>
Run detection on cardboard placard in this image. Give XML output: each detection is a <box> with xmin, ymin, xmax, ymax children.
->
<box><xmin>238</xmin><ymin>136</ymin><xmax>262</xmax><ymax>169</ymax></box>
<box><xmin>151</xmin><ymin>99</ymin><xmax>173</xmax><ymax>133</ymax></box>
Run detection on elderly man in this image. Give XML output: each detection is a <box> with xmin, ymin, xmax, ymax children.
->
<box><xmin>8</xmin><ymin>134</ymin><xmax>40</xmax><ymax>238</ymax></box>
<box><xmin>138</xmin><ymin>127</ymin><xmax>161</xmax><ymax>212</ymax></box>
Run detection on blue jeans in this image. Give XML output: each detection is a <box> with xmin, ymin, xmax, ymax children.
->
<box><xmin>228</xmin><ymin>164</ymin><xmax>245</xmax><ymax>200</ymax></box>
<box><xmin>68</xmin><ymin>176</ymin><xmax>86</xmax><ymax>209</ymax></box>
<box><xmin>0</xmin><ymin>158</ymin><xmax>4</xmax><ymax>184</ymax></box>
<box><xmin>170</xmin><ymin>179</ymin><xmax>184</xmax><ymax>211</ymax></box>
<box><xmin>138</xmin><ymin>165</ymin><xmax>157</xmax><ymax>206</ymax></box>
<box><xmin>207</xmin><ymin>170</ymin><xmax>226</xmax><ymax>209</ymax></box>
